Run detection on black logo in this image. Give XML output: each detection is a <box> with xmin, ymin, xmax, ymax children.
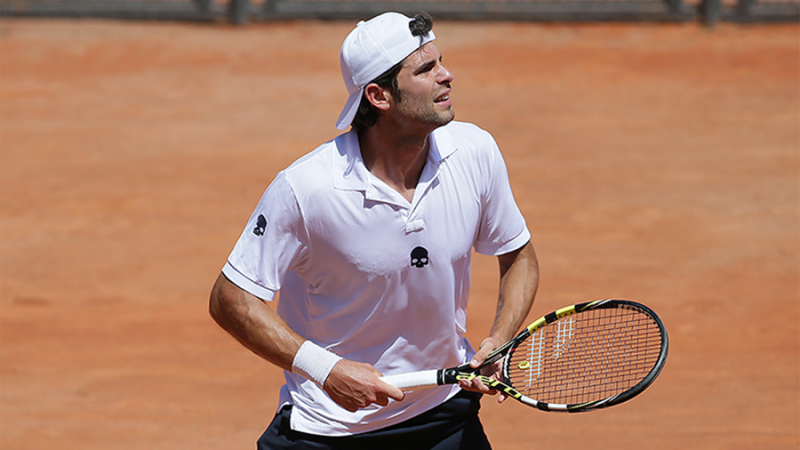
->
<box><xmin>253</xmin><ymin>214</ymin><xmax>267</xmax><ymax>236</ymax></box>
<box><xmin>410</xmin><ymin>246</ymin><xmax>429</xmax><ymax>268</ymax></box>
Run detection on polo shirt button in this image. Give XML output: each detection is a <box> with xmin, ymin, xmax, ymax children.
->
<box><xmin>405</xmin><ymin>219</ymin><xmax>425</xmax><ymax>233</ymax></box>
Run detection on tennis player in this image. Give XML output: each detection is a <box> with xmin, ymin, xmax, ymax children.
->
<box><xmin>209</xmin><ymin>11</ymin><xmax>539</xmax><ymax>449</ymax></box>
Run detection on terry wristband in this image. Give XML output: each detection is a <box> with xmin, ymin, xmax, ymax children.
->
<box><xmin>292</xmin><ymin>340</ymin><xmax>343</xmax><ymax>386</ymax></box>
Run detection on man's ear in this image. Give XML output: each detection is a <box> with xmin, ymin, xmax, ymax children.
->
<box><xmin>363</xmin><ymin>83</ymin><xmax>392</xmax><ymax>112</ymax></box>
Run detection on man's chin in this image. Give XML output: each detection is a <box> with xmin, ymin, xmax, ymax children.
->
<box><xmin>438</xmin><ymin>110</ymin><xmax>456</xmax><ymax>127</ymax></box>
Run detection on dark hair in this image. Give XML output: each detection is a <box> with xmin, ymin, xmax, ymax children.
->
<box><xmin>351</xmin><ymin>12</ymin><xmax>434</xmax><ymax>132</ymax></box>
<box><xmin>408</xmin><ymin>11</ymin><xmax>433</xmax><ymax>38</ymax></box>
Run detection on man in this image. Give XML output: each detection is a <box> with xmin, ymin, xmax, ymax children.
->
<box><xmin>209</xmin><ymin>11</ymin><xmax>539</xmax><ymax>449</ymax></box>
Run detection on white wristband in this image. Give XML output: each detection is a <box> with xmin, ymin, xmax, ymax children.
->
<box><xmin>291</xmin><ymin>340</ymin><xmax>342</xmax><ymax>387</ymax></box>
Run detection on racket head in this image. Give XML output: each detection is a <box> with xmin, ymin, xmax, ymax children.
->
<box><xmin>502</xmin><ymin>299</ymin><xmax>669</xmax><ymax>412</ymax></box>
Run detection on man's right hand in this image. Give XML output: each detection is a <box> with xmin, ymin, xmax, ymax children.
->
<box><xmin>323</xmin><ymin>360</ymin><xmax>405</xmax><ymax>412</ymax></box>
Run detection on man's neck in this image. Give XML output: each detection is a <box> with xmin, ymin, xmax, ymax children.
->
<box><xmin>358</xmin><ymin>122</ymin><xmax>435</xmax><ymax>203</ymax></box>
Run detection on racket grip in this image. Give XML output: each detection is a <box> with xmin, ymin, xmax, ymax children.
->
<box><xmin>380</xmin><ymin>370</ymin><xmax>440</xmax><ymax>391</ymax></box>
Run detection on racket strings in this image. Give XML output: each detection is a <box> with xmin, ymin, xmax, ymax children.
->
<box><xmin>507</xmin><ymin>307</ymin><xmax>663</xmax><ymax>406</ymax></box>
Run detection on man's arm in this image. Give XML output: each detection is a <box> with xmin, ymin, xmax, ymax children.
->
<box><xmin>459</xmin><ymin>241</ymin><xmax>539</xmax><ymax>400</ymax></box>
<box><xmin>208</xmin><ymin>273</ymin><xmax>404</xmax><ymax>412</ymax></box>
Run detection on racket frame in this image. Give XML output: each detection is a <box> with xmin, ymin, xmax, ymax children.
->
<box><xmin>499</xmin><ymin>299</ymin><xmax>669</xmax><ymax>412</ymax></box>
<box><xmin>380</xmin><ymin>299</ymin><xmax>669</xmax><ymax>413</ymax></box>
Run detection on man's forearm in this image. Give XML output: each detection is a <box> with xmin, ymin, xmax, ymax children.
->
<box><xmin>209</xmin><ymin>272</ymin><xmax>405</xmax><ymax>410</ymax></box>
<box><xmin>209</xmin><ymin>273</ymin><xmax>304</xmax><ymax>371</ymax></box>
<box><xmin>491</xmin><ymin>241</ymin><xmax>539</xmax><ymax>343</ymax></box>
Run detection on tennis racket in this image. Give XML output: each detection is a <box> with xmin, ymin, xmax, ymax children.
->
<box><xmin>380</xmin><ymin>299</ymin><xmax>668</xmax><ymax>412</ymax></box>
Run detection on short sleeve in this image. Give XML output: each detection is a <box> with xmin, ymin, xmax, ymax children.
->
<box><xmin>473</xmin><ymin>135</ymin><xmax>531</xmax><ymax>256</ymax></box>
<box><xmin>223</xmin><ymin>171</ymin><xmax>309</xmax><ymax>301</ymax></box>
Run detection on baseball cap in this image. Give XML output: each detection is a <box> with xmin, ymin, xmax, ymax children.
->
<box><xmin>335</xmin><ymin>12</ymin><xmax>436</xmax><ymax>130</ymax></box>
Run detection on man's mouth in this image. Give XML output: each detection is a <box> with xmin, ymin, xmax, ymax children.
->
<box><xmin>434</xmin><ymin>93</ymin><xmax>450</xmax><ymax>103</ymax></box>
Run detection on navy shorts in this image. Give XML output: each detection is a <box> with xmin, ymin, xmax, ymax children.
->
<box><xmin>256</xmin><ymin>390</ymin><xmax>492</xmax><ymax>450</ymax></box>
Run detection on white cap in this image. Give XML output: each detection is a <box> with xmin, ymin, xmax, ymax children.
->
<box><xmin>336</xmin><ymin>12</ymin><xmax>436</xmax><ymax>130</ymax></box>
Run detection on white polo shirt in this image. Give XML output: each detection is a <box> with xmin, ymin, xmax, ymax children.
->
<box><xmin>223</xmin><ymin>120</ymin><xmax>530</xmax><ymax>436</ymax></box>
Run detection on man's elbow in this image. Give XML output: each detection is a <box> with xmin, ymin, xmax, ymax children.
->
<box><xmin>208</xmin><ymin>273</ymin><xmax>232</xmax><ymax>327</ymax></box>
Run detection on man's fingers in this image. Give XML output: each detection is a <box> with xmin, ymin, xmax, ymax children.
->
<box><xmin>374</xmin><ymin>394</ymin><xmax>390</xmax><ymax>407</ymax></box>
<box><xmin>469</xmin><ymin>352</ymin><xmax>486</xmax><ymax>368</ymax></box>
<box><xmin>325</xmin><ymin>360</ymin><xmax>407</xmax><ymax>411</ymax></box>
<box><xmin>470</xmin><ymin>337</ymin><xmax>501</xmax><ymax>368</ymax></box>
<box><xmin>378</xmin><ymin>380</ymin><xmax>406</xmax><ymax>402</ymax></box>
<box><xmin>458</xmin><ymin>377</ymin><xmax>497</xmax><ymax>395</ymax></box>
<box><xmin>374</xmin><ymin>383</ymin><xmax>405</xmax><ymax>406</ymax></box>
<box><xmin>470</xmin><ymin>345</ymin><xmax>494</xmax><ymax>368</ymax></box>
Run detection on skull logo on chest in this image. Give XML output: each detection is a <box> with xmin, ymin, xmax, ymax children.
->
<box><xmin>410</xmin><ymin>246</ymin><xmax>430</xmax><ymax>268</ymax></box>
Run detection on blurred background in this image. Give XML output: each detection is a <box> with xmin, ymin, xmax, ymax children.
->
<box><xmin>0</xmin><ymin>2</ymin><xmax>798</xmax><ymax>449</ymax></box>
<box><xmin>1</xmin><ymin>0</ymin><xmax>798</xmax><ymax>26</ymax></box>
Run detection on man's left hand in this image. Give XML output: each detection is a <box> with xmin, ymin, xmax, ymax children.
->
<box><xmin>458</xmin><ymin>337</ymin><xmax>510</xmax><ymax>403</ymax></box>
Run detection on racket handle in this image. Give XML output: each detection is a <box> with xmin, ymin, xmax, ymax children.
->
<box><xmin>380</xmin><ymin>370</ymin><xmax>440</xmax><ymax>391</ymax></box>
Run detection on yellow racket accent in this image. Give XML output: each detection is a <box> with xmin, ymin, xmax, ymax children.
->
<box><xmin>526</xmin><ymin>317</ymin><xmax>547</xmax><ymax>333</ymax></box>
<box><xmin>555</xmin><ymin>305</ymin><xmax>577</xmax><ymax>319</ymax></box>
<box><xmin>454</xmin><ymin>373</ymin><xmax>523</xmax><ymax>399</ymax></box>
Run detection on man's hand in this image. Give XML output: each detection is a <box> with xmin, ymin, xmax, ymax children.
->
<box><xmin>458</xmin><ymin>337</ymin><xmax>511</xmax><ymax>403</ymax></box>
<box><xmin>323</xmin><ymin>360</ymin><xmax>405</xmax><ymax>412</ymax></box>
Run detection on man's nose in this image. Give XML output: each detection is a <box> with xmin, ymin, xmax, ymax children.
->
<box><xmin>437</xmin><ymin>64</ymin><xmax>454</xmax><ymax>84</ymax></box>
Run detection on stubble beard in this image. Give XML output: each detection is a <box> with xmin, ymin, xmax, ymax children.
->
<box><xmin>395</xmin><ymin>91</ymin><xmax>455</xmax><ymax>130</ymax></box>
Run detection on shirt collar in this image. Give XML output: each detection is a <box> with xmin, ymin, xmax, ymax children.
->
<box><xmin>332</xmin><ymin>131</ymin><xmax>369</xmax><ymax>191</ymax></box>
<box><xmin>428</xmin><ymin>125</ymin><xmax>458</xmax><ymax>163</ymax></box>
<box><xmin>331</xmin><ymin>124</ymin><xmax>459</xmax><ymax>192</ymax></box>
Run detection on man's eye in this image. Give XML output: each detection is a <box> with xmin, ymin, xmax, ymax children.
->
<box><xmin>417</xmin><ymin>63</ymin><xmax>435</xmax><ymax>75</ymax></box>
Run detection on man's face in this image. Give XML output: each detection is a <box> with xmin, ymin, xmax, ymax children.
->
<box><xmin>392</xmin><ymin>43</ymin><xmax>455</xmax><ymax>129</ymax></box>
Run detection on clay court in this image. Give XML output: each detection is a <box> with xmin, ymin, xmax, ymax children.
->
<box><xmin>1</xmin><ymin>18</ymin><xmax>798</xmax><ymax>449</ymax></box>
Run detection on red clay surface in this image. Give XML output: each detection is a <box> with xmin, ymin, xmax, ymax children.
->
<box><xmin>1</xmin><ymin>19</ymin><xmax>798</xmax><ymax>450</ymax></box>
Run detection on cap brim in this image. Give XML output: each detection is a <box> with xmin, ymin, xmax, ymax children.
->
<box><xmin>335</xmin><ymin>88</ymin><xmax>363</xmax><ymax>130</ymax></box>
